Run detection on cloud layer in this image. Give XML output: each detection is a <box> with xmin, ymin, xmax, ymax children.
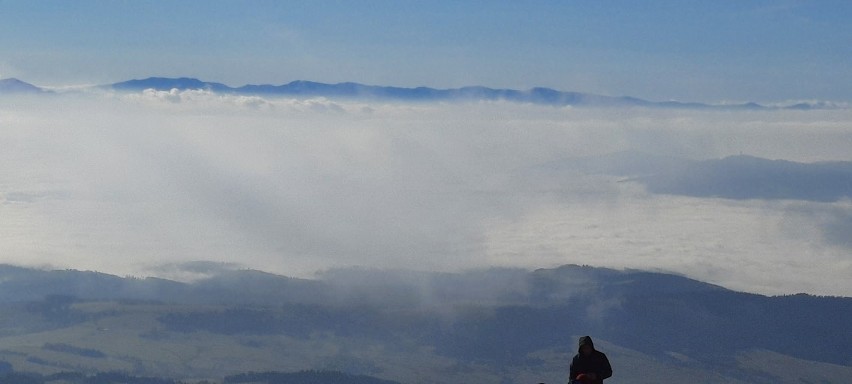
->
<box><xmin>1</xmin><ymin>90</ymin><xmax>851</xmax><ymax>295</ymax></box>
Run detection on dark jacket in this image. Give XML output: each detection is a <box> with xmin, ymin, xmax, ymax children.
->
<box><xmin>569</xmin><ymin>336</ymin><xmax>612</xmax><ymax>384</ymax></box>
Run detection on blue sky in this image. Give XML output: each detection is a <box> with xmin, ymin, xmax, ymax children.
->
<box><xmin>1</xmin><ymin>1</ymin><xmax>851</xmax><ymax>102</ymax></box>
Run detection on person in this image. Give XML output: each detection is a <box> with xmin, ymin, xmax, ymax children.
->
<box><xmin>569</xmin><ymin>336</ymin><xmax>612</xmax><ymax>384</ymax></box>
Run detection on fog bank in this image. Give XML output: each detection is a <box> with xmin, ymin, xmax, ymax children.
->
<box><xmin>1</xmin><ymin>91</ymin><xmax>851</xmax><ymax>295</ymax></box>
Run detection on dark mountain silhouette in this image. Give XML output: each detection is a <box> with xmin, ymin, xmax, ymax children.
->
<box><xmin>0</xmin><ymin>369</ymin><xmax>392</xmax><ymax>384</ymax></box>
<box><xmin>0</xmin><ymin>263</ymin><xmax>849</xmax><ymax>381</ymax></box>
<box><xmin>223</xmin><ymin>370</ymin><xmax>402</xmax><ymax>384</ymax></box>
<box><xmin>0</xmin><ymin>264</ymin><xmax>185</xmax><ymax>303</ymax></box>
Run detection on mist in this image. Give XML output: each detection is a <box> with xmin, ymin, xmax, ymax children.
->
<box><xmin>1</xmin><ymin>90</ymin><xmax>851</xmax><ymax>296</ymax></box>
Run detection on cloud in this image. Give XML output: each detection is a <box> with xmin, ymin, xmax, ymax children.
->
<box><xmin>144</xmin><ymin>261</ymin><xmax>244</xmax><ymax>282</ymax></box>
<box><xmin>482</xmin><ymin>193</ymin><xmax>852</xmax><ymax>296</ymax></box>
<box><xmin>125</xmin><ymin>88</ymin><xmax>277</xmax><ymax>110</ymax></box>
<box><xmin>1</xmin><ymin>93</ymin><xmax>851</xmax><ymax>296</ymax></box>
<box><xmin>820</xmin><ymin>205</ymin><xmax>852</xmax><ymax>249</ymax></box>
<box><xmin>783</xmin><ymin>201</ymin><xmax>852</xmax><ymax>250</ymax></box>
<box><xmin>105</xmin><ymin>87</ymin><xmax>354</xmax><ymax>113</ymax></box>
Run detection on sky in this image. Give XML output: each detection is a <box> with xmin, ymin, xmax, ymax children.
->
<box><xmin>0</xmin><ymin>0</ymin><xmax>851</xmax><ymax>103</ymax></box>
<box><xmin>1</xmin><ymin>1</ymin><xmax>852</xmax><ymax>297</ymax></box>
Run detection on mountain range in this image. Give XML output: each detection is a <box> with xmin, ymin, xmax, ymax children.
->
<box><xmin>0</xmin><ymin>263</ymin><xmax>849</xmax><ymax>383</ymax></box>
<box><xmin>0</xmin><ymin>77</ymin><xmax>831</xmax><ymax>110</ymax></box>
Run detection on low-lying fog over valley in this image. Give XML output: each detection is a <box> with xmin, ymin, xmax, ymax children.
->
<box><xmin>2</xmin><ymin>89</ymin><xmax>851</xmax><ymax>296</ymax></box>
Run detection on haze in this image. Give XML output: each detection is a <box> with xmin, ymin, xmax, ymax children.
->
<box><xmin>1</xmin><ymin>90</ymin><xmax>851</xmax><ymax>296</ymax></box>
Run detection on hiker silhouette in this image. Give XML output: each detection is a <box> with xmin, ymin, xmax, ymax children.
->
<box><xmin>569</xmin><ymin>336</ymin><xmax>612</xmax><ymax>384</ymax></box>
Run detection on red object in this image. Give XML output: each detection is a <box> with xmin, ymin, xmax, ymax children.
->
<box><xmin>575</xmin><ymin>374</ymin><xmax>592</xmax><ymax>383</ymax></box>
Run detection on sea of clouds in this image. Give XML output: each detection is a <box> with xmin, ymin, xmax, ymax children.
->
<box><xmin>1</xmin><ymin>89</ymin><xmax>851</xmax><ymax>296</ymax></box>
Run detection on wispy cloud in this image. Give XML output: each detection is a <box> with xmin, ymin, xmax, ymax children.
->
<box><xmin>1</xmin><ymin>92</ymin><xmax>851</xmax><ymax>295</ymax></box>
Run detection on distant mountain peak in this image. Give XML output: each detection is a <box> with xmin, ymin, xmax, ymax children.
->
<box><xmin>0</xmin><ymin>78</ymin><xmax>47</xmax><ymax>93</ymax></box>
<box><xmin>111</xmin><ymin>77</ymin><xmax>230</xmax><ymax>92</ymax></box>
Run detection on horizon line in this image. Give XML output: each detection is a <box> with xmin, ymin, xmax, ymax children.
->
<box><xmin>3</xmin><ymin>76</ymin><xmax>848</xmax><ymax>109</ymax></box>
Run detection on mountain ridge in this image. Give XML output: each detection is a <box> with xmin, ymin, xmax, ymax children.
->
<box><xmin>1</xmin><ymin>76</ymin><xmax>841</xmax><ymax>109</ymax></box>
<box><xmin>107</xmin><ymin>77</ymin><xmax>774</xmax><ymax>109</ymax></box>
<box><xmin>0</xmin><ymin>263</ymin><xmax>849</xmax><ymax>383</ymax></box>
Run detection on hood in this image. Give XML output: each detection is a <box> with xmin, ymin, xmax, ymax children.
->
<box><xmin>578</xmin><ymin>335</ymin><xmax>595</xmax><ymax>352</ymax></box>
